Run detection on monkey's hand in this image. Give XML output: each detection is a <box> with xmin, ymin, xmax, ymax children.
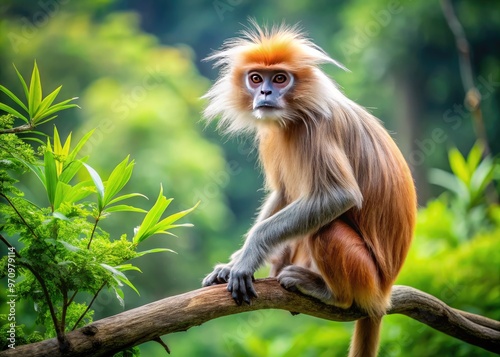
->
<box><xmin>202</xmin><ymin>263</ymin><xmax>233</xmax><ymax>287</ymax></box>
<box><xmin>227</xmin><ymin>264</ymin><xmax>258</xmax><ymax>305</ymax></box>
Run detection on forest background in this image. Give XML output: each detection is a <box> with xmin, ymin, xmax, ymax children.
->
<box><xmin>0</xmin><ymin>1</ymin><xmax>499</xmax><ymax>356</ymax></box>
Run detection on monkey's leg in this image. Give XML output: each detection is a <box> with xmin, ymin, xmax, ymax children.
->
<box><xmin>227</xmin><ymin>190</ymin><xmax>360</xmax><ymax>305</ymax></box>
<box><xmin>278</xmin><ymin>220</ymin><xmax>382</xmax><ymax>312</ymax></box>
<box><xmin>269</xmin><ymin>245</ymin><xmax>292</xmax><ymax>277</ymax></box>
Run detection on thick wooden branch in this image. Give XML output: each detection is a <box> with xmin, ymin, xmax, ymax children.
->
<box><xmin>1</xmin><ymin>279</ymin><xmax>499</xmax><ymax>356</ymax></box>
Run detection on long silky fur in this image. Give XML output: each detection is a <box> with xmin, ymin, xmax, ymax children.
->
<box><xmin>202</xmin><ymin>22</ymin><xmax>417</xmax><ymax>357</ymax></box>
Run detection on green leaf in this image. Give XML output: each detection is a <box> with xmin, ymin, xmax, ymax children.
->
<box><xmin>28</xmin><ymin>61</ymin><xmax>42</xmax><ymax>118</ymax></box>
<box><xmin>83</xmin><ymin>163</ymin><xmax>105</xmax><ymax>210</ymax></box>
<box><xmin>52</xmin><ymin>211</ymin><xmax>70</xmax><ymax>221</ymax></box>
<box><xmin>58</xmin><ymin>261</ymin><xmax>76</xmax><ymax>266</ymax></box>
<box><xmin>134</xmin><ymin>248</ymin><xmax>176</xmax><ymax>258</ymax></box>
<box><xmin>59</xmin><ymin>160</ymin><xmax>85</xmax><ymax>184</ymax></box>
<box><xmin>54</xmin><ymin>181</ymin><xmax>72</xmax><ymax>210</ymax></box>
<box><xmin>100</xmin><ymin>263</ymin><xmax>126</xmax><ymax>278</ymax></box>
<box><xmin>448</xmin><ymin>147</ymin><xmax>470</xmax><ymax>185</ymax></box>
<box><xmin>13</xmin><ymin>64</ymin><xmax>29</xmax><ymax>102</ymax></box>
<box><xmin>100</xmin><ymin>264</ymin><xmax>140</xmax><ymax>295</ymax></box>
<box><xmin>58</xmin><ymin>240</ymin><xmax>81</xmax><ymax>252</ymax></box>
<box><xmin>31</xmin><ymin>115</ymin><xmax>57</xmax><ymax>126</ymax></box>
<box><xmin>429</xmin><ymin>168</ymin><xmax>470</xmax><ymax>204</ymax></box>
<box><xmin>150</xmin><ymin>202</ymin><xmax>199</xmax><ymax>234</ymax></box>
<box><xmin>45</xmin><ymin>238</ymin><xmax>80</xmax><ymax>252</ymax></box>
<box><xmin>0</xmin><ymin>102</ymin><xmax>29</xmax><ymax>123</ymax></box>
<box><xmin>48</xmin><ymin>97</ymin><xmax>79</xmax><ymax>110</ymax></box>
<box><xmin>113</xmin><ymin>286</ymin><xmax>125</xmax><ymax>308</ymax></box>
<box><xmin>63</xmin><ymin>180</ymin><xmax>95</xmax><ymax>203</ymax></box>
<box><xmin>53</xmin><ymin>126</ymin><xmax>65</xmax><ymax>175</ymax></box>
<box><xmin>115</xmin><ymin>275</ymin><xmax>140</xmax><ymax>295</ymax></box>
<box><xmin>53</xmin><ymin>126</ymin><xmax>72</xmax><ymax>158</ymax></box>
<box><xmin>33</xmin><ymin>85</ymin><xmax>61</xmax><ymax>120</ymax></box>
<box><xmin>44</xmin><ymin>146</ymin><xmax>58</xmax><ymax>208</ymax></box>
<box><xmin>66</xmin><ymin>129</ymin><xmax>95</xmax><ymax>163</ymax></box>
<box><xmin>103</xmin><ymin>156</ymin><xmax>135</xmax><ymax>207</ymax></box>
<box><xmin>16</xmin><ymin>157</ymin><xmax>45</xmax><ymax>187</ymax></box>
<box><xmin>107</xmin><ymin>193</ymin><xmax>148</xmax><ymax>206</ymax></box>
<box><xmin>133</xmin><ymin>185</ymin><xmax>172</xmax><ymax>243</ymax></box>
<box><xmin>467</xmin><ymin>142</ymin><xmax>484</xmax><ymax>173</ymax></box>
<box><xmin>470</xmin><ymin>157</ymin><xmax>495</xmax><ymax>205</ymax></box>
<box><xmin>114</xmin><ymin>264</ymin><xmax>142</xmax><ymax>273</ymax></box>
<box><xmin>34</xmin><ymin>99</ymin><xmax>79</xmax><ymax>123</ymax></box>
<box><xmin>22</xmin><ymin>136</ymin><xmax>45</xmax><ymax>145</ymax></box>
<box><xmin>0</xmin><ymin>84</ymin><xmax>28</xmax><ymax>112</ymax></box>
<box><xmin>104</xmin><ymin>205</ymin><xmax>147</xmax><ymax>213</ymax></box>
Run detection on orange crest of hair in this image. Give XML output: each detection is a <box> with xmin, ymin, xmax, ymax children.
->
<box><xmin>207</xmin><ymin>21</ymin><xmax>346</xmax><ymax>72</ymax></box>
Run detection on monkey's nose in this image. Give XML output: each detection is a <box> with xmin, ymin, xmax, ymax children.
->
<box><xmin>261</xmin><ymin>89</ymin><xmax>272</xmax><ymax>96</ymax></box>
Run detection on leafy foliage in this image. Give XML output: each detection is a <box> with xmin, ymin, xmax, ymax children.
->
<box><xmin>429</xmin><ymin>142</ymin><xmax>499</xmax><ymax>241</ymax></box>
<box><xmin>0</xmin><ymin>65</ymin><xmax>197</xmax><ymax>354</ymax></box>
<box><xmin>0</xmin><ymin>62</ymin><xmax>78</xmax><ymax>131</ymax></box>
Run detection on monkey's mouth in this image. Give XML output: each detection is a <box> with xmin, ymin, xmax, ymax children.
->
<box><xmin>254</xmin><ymin>102</ymin><xmax>281</xmax><ymax>110</ymax></box>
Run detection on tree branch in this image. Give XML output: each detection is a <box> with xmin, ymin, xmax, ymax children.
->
<box><xmin>1</xmin><ymin>279</ymin><xmax>499</xmax><ymax>357</ymax></box>
<box><xmin>0</xmin><ymin>123</ymin><xmax>34</xmax><ymax>134</ymax></box>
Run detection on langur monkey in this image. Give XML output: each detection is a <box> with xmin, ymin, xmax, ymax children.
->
<box><xmin>201</xmin><ymin>22</ymin><xmax>416</xmax><ymax>357</ymax></box>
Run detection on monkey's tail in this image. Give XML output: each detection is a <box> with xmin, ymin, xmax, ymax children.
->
<box><xmin>348</xmin><ymin>317</ymin><xmax>382</xmax><ymax>357</ymax></box>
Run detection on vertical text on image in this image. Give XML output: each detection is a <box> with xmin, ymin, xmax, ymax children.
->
<box><xmin>6</xmin><ymin>246</ymin><xmax>17</xmax><ymax>349</ymax></box>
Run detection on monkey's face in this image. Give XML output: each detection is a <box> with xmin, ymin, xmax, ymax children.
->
<box><xmin>244</xmin><ymin>69</ymin><xmax>294</xmax><ymax>120</ymax></box>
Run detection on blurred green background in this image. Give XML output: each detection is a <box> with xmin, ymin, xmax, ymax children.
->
<box><xmin>0</xmin><ymin>0</ymin><xmax>499</xmax><ymax>356</ymax></box>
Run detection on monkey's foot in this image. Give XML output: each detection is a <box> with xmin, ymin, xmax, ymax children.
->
<box><xmin>277</xmin><ymin>265</ymin><xmax>334</xmax><ymax>304</ymax></box>
<box><xmin>202</xmin><ymin>263</ymin><xmax>232</xmax><ymax>287</ymax></box>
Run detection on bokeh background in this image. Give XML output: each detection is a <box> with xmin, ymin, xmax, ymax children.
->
<box><xmin>1</xmin><ymin>0</ymin><xmax>499</xmax><ymax>356</ymax></box>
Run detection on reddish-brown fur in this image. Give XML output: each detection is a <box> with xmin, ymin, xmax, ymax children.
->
<box><xmin>203</xmin><ymin>23</ymin><xmax>417</xmax><ymax>357</ymax></box>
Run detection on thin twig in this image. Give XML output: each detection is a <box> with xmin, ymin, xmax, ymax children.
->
<box><xmin>86</xmin><ymin>216</ymin><xmax>100</xmax><ymax>249</ymax></box>
<box><xmin>72</xmin><ymin>281</ymin><xmax>107</xmax><ymax>331</ymax></box>
<box><xmin>0</xmin><ymin>123</ymin><xmax>34</xmax><ymax>134</ymax></box>
<box><xmin>0</xmin><ymin>233</ymin><xmax>21</xmax><ymax>258</ymax></box>
<box><xmin>153</xmin><ymin>337</ymin><xmax>171</xmax><ymax>354</ymax></box>
<box><xmin>1</xmin><ymin>193</ymin><xmax>39</xmax><ymax>240</ymax></box>
<box><xmin>67</xmin><ymin>290</ymin><xmax>79</xmax><ymax>306</ymax></box>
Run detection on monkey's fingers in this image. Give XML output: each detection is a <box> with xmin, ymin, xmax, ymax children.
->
<box><xmin>202</xmin><ymin>272</ymin><xmax>224</xmax><ymax>286</ymax></box>
<box><xmin>228</xmin><ymin>277</ymin><xmax>243</xmax><ymax>305</ymax></box>
<box><xmin>217</xmin><ymin>268</ymin><xmax>230</xmax><ymax>283</ymax></box>
<box><xmin>246</xmin><ymin>275</ymin><xmax>258</xmax><ymax>300</ymax></box>
<box><xmin>227</xmin><ymin>273</ymin><xmax>258</xmax><ymax>305</ymax></box>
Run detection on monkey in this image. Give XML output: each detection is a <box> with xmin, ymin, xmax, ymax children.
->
<box><xmin>201</xmin><ymin>22</ymin><xmax>417</xmax><ymax>357</ymax></box>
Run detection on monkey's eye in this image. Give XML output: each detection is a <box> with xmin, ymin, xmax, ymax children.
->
<box><xmin>273</xmin><ymin>74</ymin><xmax>287</xmax><ymax>84</ymax></box>
<box><xmin>249</xmin><ymin>73</ymin><xmax>263</xmax><ymax>84</ymax></box>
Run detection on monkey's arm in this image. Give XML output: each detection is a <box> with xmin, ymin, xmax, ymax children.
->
<box><xmin>201</xmin><ymin>191</ymin><xmax>286</xmax><ymax>287</ymax></box>
<box><xmin>228</xmin><ymin>187</ymin><xmax>362</xmax><ymax>304</ymax></box>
